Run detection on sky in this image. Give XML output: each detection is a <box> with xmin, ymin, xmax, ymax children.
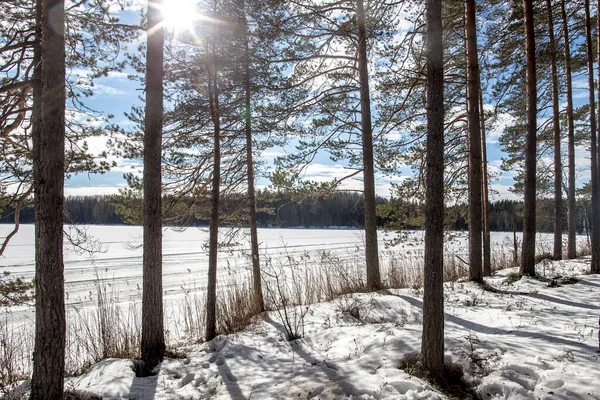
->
<box><xmin>62</xmin><ymin>0</ymin><xmax>596</xmax><ymax>203</ymax></box>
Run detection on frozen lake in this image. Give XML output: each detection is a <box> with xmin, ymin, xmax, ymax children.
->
<box><xmin>0</xmin><ymin>224</ymin><xmax>584</xmax><ymax>309</ymax></box>
<box><xmin>0</xmin><ymin>224</ymin><xmax>587</xmax><ymax>373</ymax></box>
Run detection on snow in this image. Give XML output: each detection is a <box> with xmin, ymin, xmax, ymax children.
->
<box><xmin>56</xmin><ymin>257</ymin><xmax>599</xmax><ymax>399</ymax></box>
<box><xmin>2</xmin><ymin>226</ymin><xmax>599</xmax><ymax>398</ymax></box>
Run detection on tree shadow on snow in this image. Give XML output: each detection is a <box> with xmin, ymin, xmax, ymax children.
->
<box><xmin>128</xmin><ymin>362</ymin><xmax>159</xmax><ymax>400</ymax></box>
<box><xmin>389</xmin><ymin>293</ymin><xmax>599</xmax><ymax>354</ymax></box>
<box><xmin>578</xmin><ymin>279</ymin><xmax>600</xmax><ymax>288</ymax></box>
<box><xmin>264</xmin><ymin>315</ymin><xmax>365</xmax><ymax>398</ymax></box>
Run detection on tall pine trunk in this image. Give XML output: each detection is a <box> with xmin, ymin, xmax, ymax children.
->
<box><xmin>479</xmin><ymin>89</ymin><xmax>492</xmax><ymax>276</ymax></box>
<box><xmin>561</xmin><ymin>0</ymin><xmax>577</xmax><ymax>259</ymax></box>
<box><xmin>356</xmin><ymin>0</ymin><xmax>381</xmax><ymax>291</ymax></box>
<box><xmin>242</xmin><ymin>2</ymin><xmax>264</xmax><ymax>312</ymax></box>
<box><xmin>206</xmin><ymin>32</ymin><xmax>221</xmax><ymax>341</ymax></box>
<box><xmin>584</xmin><ymin>0</ymin><xmax>600</xmax><ymax>273</ymax></box>
<box><xmin>31</xmin><ymin>0</ymin><xmax>66</xmax><ymax>397</ymax></box>
<box><xmin>547</xmin><ymin>0</ymin><xmax>563</xmax><ymax>260</ymax></box>
<box><xmin>466</xmin><ymin>0</ymin><xmax>483</xmax><ymax>283</ymax></box>
<box><xmin>422</xmin><ymin>0</ymin><xmax>444</xmax><ymax>374</ymax></box>
<box><xmin>520</xmin><ymin>0</ymin><xmax>537</xmax><ymax>277</ymax></box>
<box><xmin>141</xmin><ymin>0</ymin><xmax>166</xmax><ymax>369</ymax></box>
<box><xmin>596</xmin><ymin>0</ymin><xmax>600</xmax><ymax>273</ymax></box>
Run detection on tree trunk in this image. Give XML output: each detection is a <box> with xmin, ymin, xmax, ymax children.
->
<box><xmin>356</xmin><ymin>0</ymin><xmax>380</xmax><ymax>291</ymax></box>
<box><xmin>584</xmin><ymin>0</ymin><xmax>600</xmax><ymax>273</ymax></box>
<box><xmin>596</xmin><ymin>0</ymin><xmax>600</xmax><ymax>273</ymax></box>
<box><xmin>31</xmin><ymin>0</ymin><xmax>66</xmax><ymax>397</ymax></box>
<box><xmin>560</xmin><ymin>0</ymin><xmax>576</xmax><ymax>259</ymax></box>
<box><xmin>513</xmin><ymin>217</ymin><xmax>519</xmax><ymax>266</ymax></box>
<box><xmin>242</xmin><ymin>2</ymin><xmax>264</xmax><ymax>313</ymax></box>
<box><xmin>206</xmin><ymin>32</ymin><xmax>221</xmax><ymax>341</ymax></box>
<box><xmin>422</xmin><ymin>0</ymin><xmax>444</xmax><ymax>374</ymax></box>
<box><xmin>479</xmin><ymin>89</ymin><xmax>492</xmax><ymax>276</ymax></box>
<box><xmin>466</xmin><ymin>0</ymin><xmax>483</xmax><ymax>283</ymax></box>
<box><xmin>520</xmin><ymin>0</ymin><xmax>537</xmax><ymax>277</ymax></box>
<box><xmin>547</xmin><ymin>0</ymin><xmax>563</xmax><ymax>260</ymax></box>
<box><xmin>141</xmin><ymin>0</ymin><xmax>166</xmax><ymax>369</ymax></box>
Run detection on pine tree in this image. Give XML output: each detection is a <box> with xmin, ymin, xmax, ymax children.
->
<box><xmin>30</xmin><ymin>0</ymin><xmax>66</xmax><ymax>397</ymax></box>
<box><xmin>584</xmin><ymin>0</ymin><xmax>600</xmax><ymax>273</ymax></box>
<box><xmin>239</xmin><ymin>0</ymin><xmax>264</xmax><ymax>312</ymax></box>
<box><xmin>520</xmin><ymin>0</ymin><xmax>537</xmax><ymax>277</ymax></box>
<box><xmin>422</xmin><ymin>0</ymin><xmax>445</xmax><ymax>374</ymax></box>
<box><xmin>561</xmin><ymin>0</ymin><xmax>577</xmax><ymax>259</ymax></box>
<box><xmin>466</xmin><ymin>0</ymin><xmax>483</xmax><ymax>283</ymax></box>
<box><xmin>141</xmin><ymin>0</ymin><xmax>166</xmax><ymax>369</ymax></box>
<box><xmin>205</xmin><ymin>0</ymin><xmax>223</xmax><ymax>341</ymax></box>
<box><xmin>545</xmin><ymin>0</ymin><xmax>563</xmax><ymax>260</ymax></box>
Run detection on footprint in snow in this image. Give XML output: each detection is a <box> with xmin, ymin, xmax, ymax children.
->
<box><xmin>179</xmin><ymin>373</ymin><xmax>195</xmax><ymax>388</ymax></box>
<box><xmin>307</xmin><ymin>385</ymin><xmax>325</xmax><ymax>399</ymax></box>
<box><xmin>540</xmin><ymin>379</ymin><xmax>564</xmax><ymax>390</ymax></box>
<box><xmin>500</xmin><ymin>364</ymin><xmax>539</xmax><ymax>391</ymax></box>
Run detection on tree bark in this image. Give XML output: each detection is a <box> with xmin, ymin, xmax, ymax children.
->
<box><xmin>560</xmin><ymin>0</ymin><xmax>576</xmax><ymax>259</ymax></box>
<box><xmin>242</xmin><ymin>1</ymin><xmax>264</xmax><ymax>313</ymax></box>
<box><xmin>479</xmin><ymin>89</ymin><xmax>492</xmax><ymax>276</ymax></box>
<box><xmin>422</xmin><ymin>0</ymin><xmax>444</xmax><ymax>374</ymax></box>
<box><xmin>206</xmin><ymin>28</ymin><xmax>221</xmax><ymax>341</ymax></box>
<box><xmin>520</xmin><ymin>0</ymin><xmax>537</xmax><ymax>277</ymax></box>
<box><xmin>466</xmin><ymin>0</ymin><xmax>483</xmax><ymax>283</ymax></box>
<box><xmin>31</xmin><ymin>0</ymin><xmax>66</xmax><ymax>397</ymax></box>
<box><xmin>547</xmin><ymin>0</ymin><xmax>563</xmax><ymax>260</ymax></box>
<box><xmin>596</xmin><ymin>0</ymin><xmax>600</xmax><ymax>273</ymax></box>
<box><xmin>585</xmin><ymin>0</ymin><xmax>600</xmax><ymax>273</ymax></box>
<box><xmin>356</xmin><ymin>0</ymin><xmax>380</xmax><ymax>291</ymax></box>
<box><xmin>141</xmin><ymin>0</ymin><xmax>165</xmax><ymax>369</ymax></box>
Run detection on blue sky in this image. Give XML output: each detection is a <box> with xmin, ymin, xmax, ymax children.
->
<box><xmin>63</xmin><ymin>1</ymin><xmax>596</xmax><ymax>202</ymax></box>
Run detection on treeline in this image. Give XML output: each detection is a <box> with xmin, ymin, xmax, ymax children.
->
<box><xmin>0</xmin><ymin>193</ymin><xmax>590</xmax><ymax>233</ymax></box>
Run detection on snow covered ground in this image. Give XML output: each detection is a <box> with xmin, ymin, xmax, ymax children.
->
<box><xmin>1</xmin><ymin>225</ymin><xmax>598</xmax><ymax>399</ymax></box>
<box><xmin>51</xmin><ymin>256</ymin><xmax>599</xmax><ymax>400</ymax></box>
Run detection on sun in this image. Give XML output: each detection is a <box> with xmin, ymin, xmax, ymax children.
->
<box><xmin>162</xmin><ymin>0</ymin><xmax>199</xmax><ymax>33</ymax></box>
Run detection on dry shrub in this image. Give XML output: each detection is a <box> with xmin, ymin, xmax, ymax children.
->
<box><xmin>384</xmin><ymin>257</ymin><xmax>421</xmax><ymax>289</ymax></box>
<box><xmin>217</xmin><ymin>279</ymin><xmax>256</xmax><ymax>335</ymax></box>
<box><xmin>443</xmin><ymin>255</ymin><xmax>469</xmax><ymax>282</ymax></box>
<box><xmin>0</xmin><ymin>315</ymin><xmax>32</xmax><ymax>396</ymax></box>
<box><xmin>66</xmin><ymin>284</ymin><xmax>141</xmax><ymax>374</ymax></box>
<box><xmin>180</xmin><ymin>288</ymin><xmax>206</xmax><ymax>342</ymax></box>
<box><xmin>262</xmin><ymin>255</ymin><xmax>309</xmax><ymax>340</ymax></box>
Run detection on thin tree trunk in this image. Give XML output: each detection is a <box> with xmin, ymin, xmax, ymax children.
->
<box><xmin>479</xmin><ymin>89</ymin><xmax>492</xmax><ymax>275</ymax></box>
<box><xmin>422</xmin><ymin>0</ymin><xmax>444</xmax><ymax>374</ymax></box>
<box><xmin>584</xmin><ymin>0</ymin><xmax>600</xmax><ymax>273</ymax></box>
<box><xmin>141</xmin><ymin>0</ymin><xmax>165</xmax><ymax>369</ymax></box>
<box><xmin>206</xmin><ymin>29</ymin><xmax>221</xmax><ymax>341</ymax></box>
<box><xmin>31</xmin><ymin>0</ymin><xmax>66</xmax><ymax>397</ymax></box>
<box><xmin>596</xmin><ymin>0</ymin><xmax>600</xmax><ymax>273</ymax></box>
<box><xmin>513</xmin><ymin>217</ymin><xmax>519</xmax><ymax>266</ymax></box>
<box><xmin>242</xmin><ymin>2</ymin><xmax>264</xmax><ymax>313</ymax></box>
<box><xmin>547</xmin><ymin>0</ymin><xmax>563</xmax><ymax>260</ymax></box>
<box><xmin>561</xmin><ymin>0</ymin><xmax>576</xmax><ymax>259</ymax></box>
<box><xmin>466</xmin><ymin>0</ymin><xmax>483</xmax><ymax>283</ymax></box>
<box><xmin>356</xmin><ymin>0</ymin><xmax>380</xmax><ymax>291</ymax></box>
<box><xmin>520</xmin><ymin>0</ymin><xmax>537</xmax><ymax>277</ymax></box>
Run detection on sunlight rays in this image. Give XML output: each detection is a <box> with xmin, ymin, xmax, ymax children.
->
<box><xmin>146</xmin><ymin>0</ymin><xmax>220</xmax><ymax>41</ymax></box>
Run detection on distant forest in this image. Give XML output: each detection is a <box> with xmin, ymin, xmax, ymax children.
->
<box><xmin>0</xmin><ymin>192</ymin><xmax>591</xmax><ymax>233</ymax></box>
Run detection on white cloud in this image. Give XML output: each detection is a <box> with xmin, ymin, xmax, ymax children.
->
<box><xmin>483</xmin><ymin>107</ymin><xmax>516</xmax><ymax>144</ymax></box>
<box><xmin>489</xmin><ymin>183</ymin><xmax>520</xmax><ymax>201</ymax></box>
<box><xmin>94</xmin><ymin>84</ymin><xmax>126</xmax><ymax>96</ymax></box>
